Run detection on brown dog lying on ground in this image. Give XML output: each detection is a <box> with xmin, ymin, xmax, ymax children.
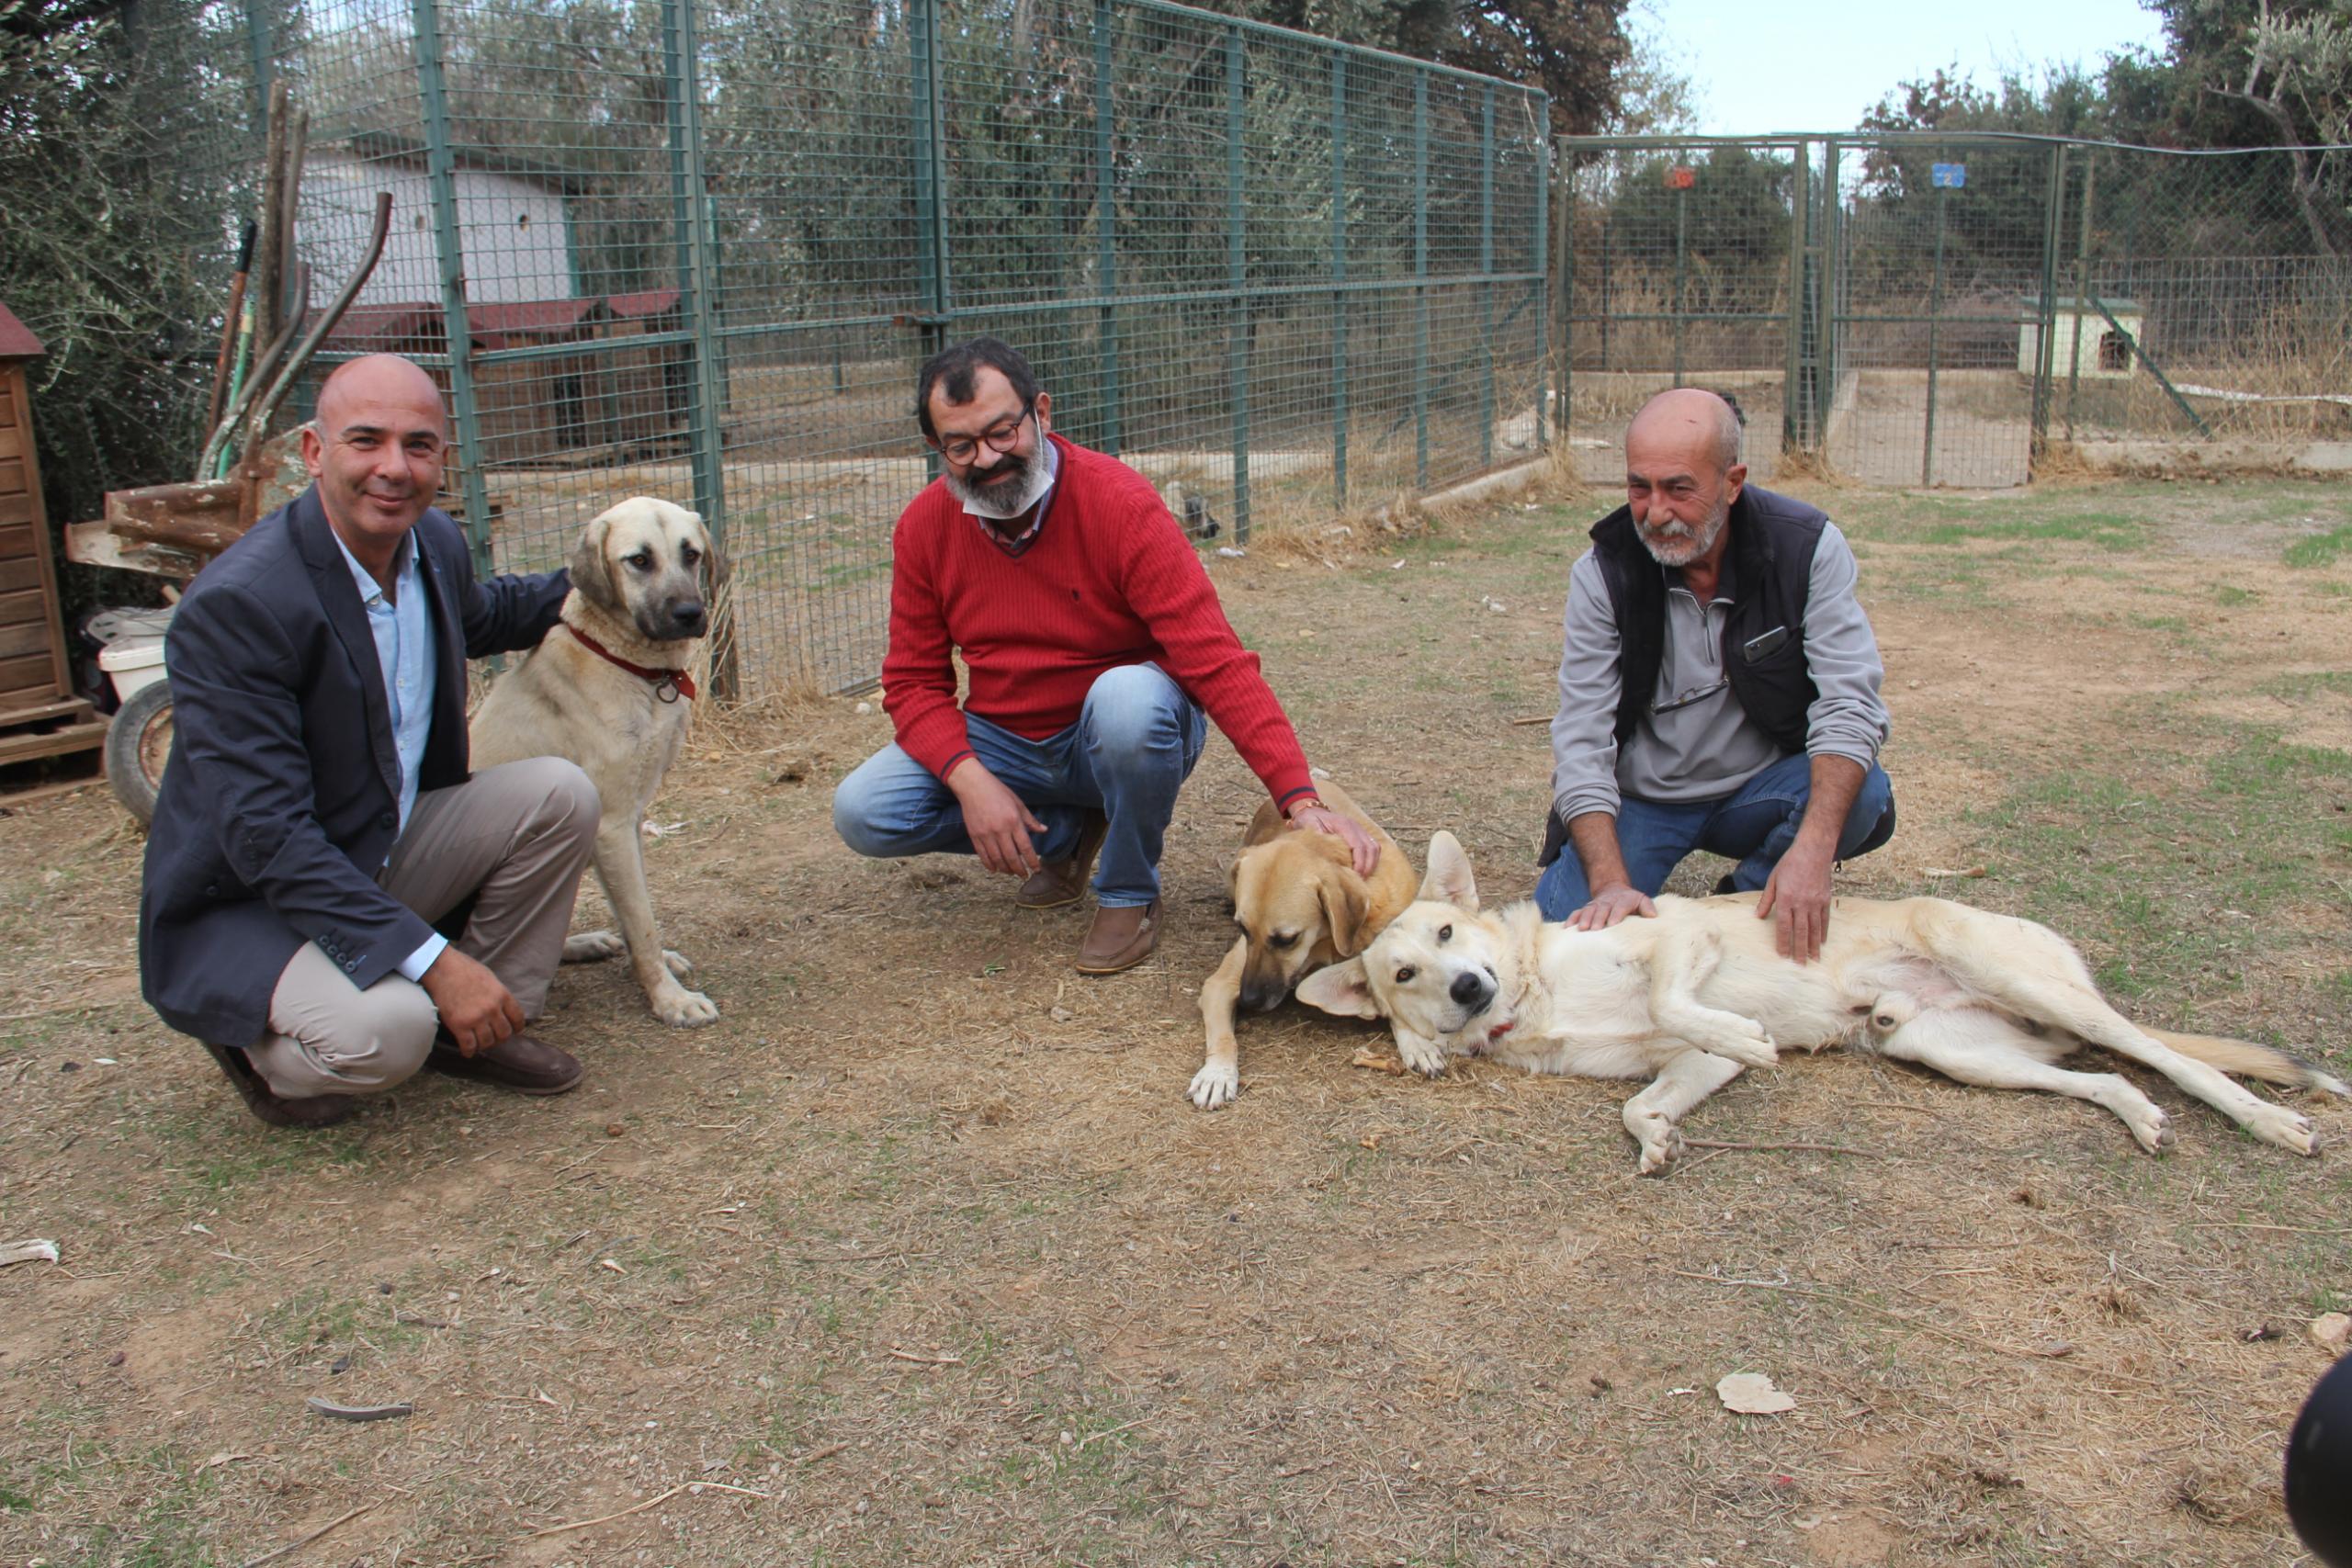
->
<box><xmin>1191</xmin><ymin>775</ymin><xmax>1418</xmax><ymax>1108</ymax></box>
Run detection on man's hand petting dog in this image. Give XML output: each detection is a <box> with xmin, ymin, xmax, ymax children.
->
<box><xmin>949</xmin><ymin>761</ymin><xmax>1046</xmax><ymax>877</ymax></box>
<box><xmin>1756</xmin><ymin>837</ymin><xmax>1834</xmax><ymax>964</ymax></box>
<box><xmin>1568</xmin><ymin>883</ymin><xmax>1657</xmax><ymax>931</ymax></box>
<box><xmin>1287</xmin><ymin>802</ymin><xmax>1381</xmax><ymax>877</ymax></box>
<box><xmin>423</xmin><ymin>948</ymin><xmax>525</xmax><ymax>1056</ymax></box>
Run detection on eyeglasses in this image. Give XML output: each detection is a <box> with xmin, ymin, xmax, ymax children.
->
<box><xmin>933</xmin><ymin>402</ymin><xmax>1032</xmax><ymax>465</ymax></box>
<box><xmin>1649</xmin><ymin>678</ymin><xmax>1729</xmax><ymax>717</ymax></box>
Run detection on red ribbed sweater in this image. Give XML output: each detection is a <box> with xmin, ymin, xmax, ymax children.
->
<box><xmin>881</xmin><ymin>435</ymin><xmax>1316</xmax><ymax>811</ymax></box>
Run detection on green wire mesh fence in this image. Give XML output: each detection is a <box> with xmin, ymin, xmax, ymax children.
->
<box><xmin>1556</xmin><ymin>134</ymin><xmax>2350</xmax><ymax>491</ymax></box>
<box><xmin>206</xmin><ymin>0</ymin><xmax>1550</xmax><ymax>696</ymax></box>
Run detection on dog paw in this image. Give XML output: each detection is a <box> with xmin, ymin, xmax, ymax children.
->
<box><xmin>563</xmin><ymin>931</ymin><xmax>626</xmax><ymax>964</ymax></box>
<box><xmin>2249</xmin><ymin>1103</ymin><xmax>2319</xmax><ymax>1157</ymax></box>
<box><xmin>650</xmin><ymin>982</ymin><xmax>719</xmax><ymax>1028</ymax></box>
<box><xmin>2126</xmin><ymin>1102</ymin><xmax>2174</xmax><ymax>1154</ymax></box>
<box><xmin>1712</xmin><ymin>1028</ymin><xmax>1779</xmax><ymax>1070</ymax></box>
<box><xmin>1189</xmin><ymin>1061</ymin><xmax>1239</xmax><ymax>1111</ymax></box>
<box><xmin>1398</xmin><ymin>1039</ymin><xmax>1451</xmax><ymax>1078</ymax></box>
<box><xmin>1635</xmin><ymin>1124</ymin><xmax>1687</xmax><ymax>1176</ymax></box>
<box><xmin>662</xmin><ymin>949</ymin><xmax>695</xmax><ymax>977</ymax></box>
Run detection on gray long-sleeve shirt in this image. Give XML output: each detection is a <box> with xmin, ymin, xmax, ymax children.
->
<box><xmin>1550</xmin><ymin>518</ymin><xmax>1889</xmax><ymax>823</ymax></box>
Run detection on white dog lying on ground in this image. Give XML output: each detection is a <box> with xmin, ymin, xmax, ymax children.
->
<box><xmin>1298</xmin><ymin>831</ymin><xmax>2346</xmax><ymax>1173</ymax></box>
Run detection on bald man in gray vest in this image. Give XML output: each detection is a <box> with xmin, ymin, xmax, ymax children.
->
<box><xmin>1536</xmin><ymin>388</ymin><xmax>1896</xmax><ymax>961</ymax></box>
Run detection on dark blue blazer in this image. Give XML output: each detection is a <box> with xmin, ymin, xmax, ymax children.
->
<box><xmin>138</xmin><ymin>486</ymin><xmax>568</xmax><ymax>1044</ymax></box>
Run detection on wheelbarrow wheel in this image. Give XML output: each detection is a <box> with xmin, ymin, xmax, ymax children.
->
<box><xmin>106</xmin><ymin>678</ymin><xmax>175</xmax><ymax>826</ymax></box>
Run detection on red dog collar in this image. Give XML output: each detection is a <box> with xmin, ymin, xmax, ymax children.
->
<box><xmin>561</xmin><ymin>623</ymin><xmax>696</xmax><ymax>702</ymax></box>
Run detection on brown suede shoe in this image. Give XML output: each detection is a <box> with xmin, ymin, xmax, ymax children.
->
<box><xmin>426</xmin><ymin>1032</ymin><xmax>584</xmax><ymax>1096</ymax></box>
<box><xmin>1015</xmin><ymin>810</ymin><xmax>1108</xmax><ymax>909</ymax></box>
<box><xmin>1075</xmin><ymin>898</ymin><xmax>1162</xmax><ymax>976</ymax></box>
<box><xmin>199</xmin><ymin>1039</ymin><xmax>361</xmax><ymax>1129</ymax></box>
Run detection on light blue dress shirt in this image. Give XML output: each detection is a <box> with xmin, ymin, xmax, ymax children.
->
<box><xmin>333</xmin><ymin>531</ymin><xmax>448</xmax><ymax>984</ymax></box>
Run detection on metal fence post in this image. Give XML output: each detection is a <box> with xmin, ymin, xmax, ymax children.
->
<box><xmin>1225</xmin><ymin>23</ymin><xmax>1250</xmax><ymax>543</ymax></box>
<box><xmin>2029</xmin><ymin>143</ymin><xmax>2067</xmax><ymax>468</ymax></box>
<box><xmin>1477</xmin><ymin>85</ymin><xmax>1495</xmax><ymax>470</ymax></box>
<box><xmin>1412</xmin><ymin>72</ymin><xmax>1429</xmax><ymax>491</ymax></box>
<box><xmin>2066</xmin><ymin>149</ymin><xmax>2097</xmax><ymax>442</ymax></box>
<box><xmin>1330</xmin><ymin>54</ymin><xmax>1348</xmax><ymax>507</ymax></box>
<box><xmin>1555</xmin><ymin>152</ymin><xmax>1573</xmax><ymax>443</ymax></box>
<box><xmin>662</xmin><ymin>0</ymin><xmax>736</xmax><ymax>698</ymax></box>
<box><xmin>1532</xmin><ymin>96</ymin><xmax>1550</xmax><ymax>452</ymax></box>
<box><xmin>1921</xmin><ymin>160</ymin><xmax>1949</xmax><ymax>486</ymax></box>
<box><xmin>1091</xmin><ymin>0</ymin><xmax>1122</xmax><ymax>457</ymax></box>
<box><xmin>909</xmin><ymin>0</ymin><xmax>950</xmax><ymax>390</ymax></box>
<box><xmin>243</xmin><ymin>0</ymin><xmax>273</xmax><ymax>134</ymax></box>
<box><xmin>1671</xmin><ymin>160</ymin><xmax>1688</xmax><ymax>388</ymax></box>
<box><xmin>409</xmin><ymin>0</ymin><xmax>492</xmax><ymax>573</ymax></box>
<box><xmin>1781</xmin><ymin>139</ymin><xmax>1809</xmax><ymax>457</ymax></box>
<box><xmin>1820</xmin><ymin>137</ymin><xmax>1840</xmax><ymax>449</ymax></box>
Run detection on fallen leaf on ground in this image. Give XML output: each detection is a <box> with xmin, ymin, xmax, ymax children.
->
<box><xmin>1716</xmin><ymin>1372</ymin><xmax>1796</xmax><ymax>1415</ymax></box>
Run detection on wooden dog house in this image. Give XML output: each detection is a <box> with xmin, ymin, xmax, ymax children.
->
<box><xmin>0</xmin><ymin>301</ymin><xmax>105</xmax><ymax>770</ymax></box>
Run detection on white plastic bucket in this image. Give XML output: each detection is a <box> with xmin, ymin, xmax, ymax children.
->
<box><xmin>98</xmin><ymin>639</ymin><xmax>167</xmax><ymax>703</ymax></box>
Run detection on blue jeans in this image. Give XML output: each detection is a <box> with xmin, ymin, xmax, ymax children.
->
<box><xmin>832</xmin><ymin>664</ymin><xmax>1207</xmax><ymax>908</ymax></box>
<box><xmin>1534</xmin><ymin>752</ymin><xmax>1895</xmax><ymax>919</ymax></box>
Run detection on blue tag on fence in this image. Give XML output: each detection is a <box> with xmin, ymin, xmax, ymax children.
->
<box><xmin>1931</xmin><ymin>163</ymin><xmax>1966</xmax><ymax>188</ymax></box>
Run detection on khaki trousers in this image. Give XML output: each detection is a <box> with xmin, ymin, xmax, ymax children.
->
<box><xmin>245</xmin><ymin>758</ymin><xmax>600</xmax><ymax>1099</ymax></box>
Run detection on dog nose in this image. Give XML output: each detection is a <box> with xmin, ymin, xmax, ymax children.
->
<box><xmin>1449</xmin><ymin>970</ymin><xmax>1492</xmax><ymax>1010</ymax></box>
<box><xmin>673</xmin><ymin>601</ymin><xmax>707</xmax><ymax>635</ymax></box>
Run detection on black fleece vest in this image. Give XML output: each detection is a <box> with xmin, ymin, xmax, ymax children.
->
<box><xmin>1537</xmin><ymin>485</ymin><xmax>1829</xmax><ymax>865</ymax></box>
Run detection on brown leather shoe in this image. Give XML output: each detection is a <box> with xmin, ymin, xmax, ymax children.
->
<box><xmin>199</xmin><ymin>1039</ymin><xmax>361</xmax><ymax>1129</ymax></box>
<box><xmin>1015</xmin><ymin>810</ymin><xmax>1108</xmax><ymax>909</ymax></box>
<box><xmin>1075</xmin><ymin>898</ymin><xmax>1162</xmax><ymax>975</ymax></box>
<box><xmin>426</xmin><ymin>1032</ymin><xmax>583</xmax><ymax>1096</ymax></box>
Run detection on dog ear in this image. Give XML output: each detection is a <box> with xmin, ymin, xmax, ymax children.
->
<box><xmin>1418</xmin><ymin>830</ymin><xmax>1479</xmax><ymax>913</ymax></box>
<box><xmin>1318</xmin><ymin>871</ymin><xmax>1371</xmax><ymax>957</ymax></box>
<box><xmin>1295</xmin><ymin>956</ymin><xmax>1381</xmax><ymax>1020</ymax></box>
<box><xmin>569</xmin><ymin>509</ymin><xmax>618</xmax><ymax>609</ymax></box>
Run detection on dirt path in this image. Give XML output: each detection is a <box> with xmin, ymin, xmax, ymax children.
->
<box><xmin>3</xmin><ymin>479</ymin><xmax>2348</xmax><ymax>1566</ymax></box>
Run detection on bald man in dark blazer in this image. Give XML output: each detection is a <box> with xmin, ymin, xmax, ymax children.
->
<box><xmin>141</xmin><ymin>355</ymin><xmax>601</xmax><ymax>1126</ymax></box>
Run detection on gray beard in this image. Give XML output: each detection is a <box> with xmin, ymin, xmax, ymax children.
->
<box><xmin>1639</xmin><ymin>507</ymin><xmax>1728</xmax><ymax>567</ymax></box>
<box><xmin>947</xmin><ymin>457</ymin><xmax>1052</xmax><ymax>520</ymax></box>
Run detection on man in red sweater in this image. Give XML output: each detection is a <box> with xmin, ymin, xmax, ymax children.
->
<box><xmin>834</xmin><ymin>337</ymin><xmax>1376</xmax><ymax>974</ymax></box>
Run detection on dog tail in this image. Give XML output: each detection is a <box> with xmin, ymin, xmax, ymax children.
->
<box><xmin>2147</xmin><ymin>1030</ymin><xmax>2350</xmax><ymax>1097</ymax></box>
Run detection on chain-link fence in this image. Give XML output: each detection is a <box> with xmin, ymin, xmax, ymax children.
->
<box><xmin>197</xmin><ymin>0</ymin><xmax>1549</xmax><ymax>695</ymax></box>
<box><xmin>1555</xmin><ymin>134</ymin><xmax>2351</xmax><ymax>490</ymax></box>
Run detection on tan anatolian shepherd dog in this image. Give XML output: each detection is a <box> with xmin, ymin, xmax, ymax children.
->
<box><xmin>472</xmin><ymin>497</ymin><xmax>719</xmax><ymax>1028</ymax></box>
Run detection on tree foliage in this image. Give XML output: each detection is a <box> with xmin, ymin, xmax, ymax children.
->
<box><xmin>1</xmin><ymin>0</ymin><xmax>247</xmax><ymax>529</ymax></box>
<box><xmin>1214</xmin><ymin>0</ymin><xmax>1634</xmax><ymax>134</ymax></box>
<box><xmin>1858</xmin><ymin>0</ymin><xmax>2350</xmax><ymax>259</ymax></box>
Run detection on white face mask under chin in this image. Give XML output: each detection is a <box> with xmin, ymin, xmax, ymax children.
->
<box><xmin>948</xmin><ymin>454</ymin><xmax>1053</xmax><ymax>520</ymax></box>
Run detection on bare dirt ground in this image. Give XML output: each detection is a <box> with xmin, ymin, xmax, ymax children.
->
<box><xmin>5</xmin><ymin>477</ymin><xmax>2350</xmax><ymax>1567</ymax></box>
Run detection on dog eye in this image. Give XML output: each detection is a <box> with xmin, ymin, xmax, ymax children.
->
<box><xmin>1269</xmin><ymin>932</ymin><xmax>1297</xmax><ymax>950</ymax></box>
<box><xmin>1436</xmin><ymin>924</ymin><xmax>1452</xmax><ymax>942</ymax></box>
<box><xmin>1395</xmin><ymin>965</ymin><xmax>1416</xmax><ymax>984</ymax></box>
<box><xmin>680</xmin><ymin>545</ymin><xmax>702</xmax><ymax>565</ymax></box>
<box><xmin>624</xmin><ymin>552</ymin><xmax>652</xmax><ymax>570</ymax></box>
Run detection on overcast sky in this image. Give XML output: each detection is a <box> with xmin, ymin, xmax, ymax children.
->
<box><xmin>1642</xmin><ymin>0</ymin><xmax>2172</xmax><ymax>136</ymax></box>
